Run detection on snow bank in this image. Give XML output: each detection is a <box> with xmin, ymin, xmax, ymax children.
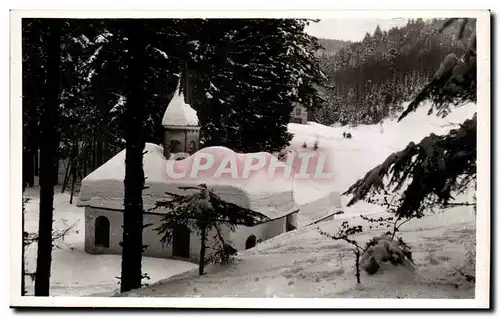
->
<box><xmin>162</xmin><ymin>88</ymin><xmax>199</xmax><ymax>127</ymax></box>
<box><xmin>77</xmin><ymin>144</ymin><xmax>299</xmax><ymax>220</ymax></box>
<box><xmin>23</xmin><ymin>187</ymin><xmax>197</xmax><ymax>296</ymax></box>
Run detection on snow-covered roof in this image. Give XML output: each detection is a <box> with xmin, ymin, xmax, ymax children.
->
<box><xmin>162</xmin><ymin>88</ymin><xmax>199</xmax><ymax>127</ymax></box>
<box><xmin>77</xmin><ymin>143</ymin><xmax>299</xmax><ymax>220</ymax></box>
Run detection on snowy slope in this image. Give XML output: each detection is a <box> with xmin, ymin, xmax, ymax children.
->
<box><xmin>121</xmin><ymin>205</ymin><xmax>476</xmax><ymax>298</ymax></box>
<box><xmin>287</xmin><ymin>102</ymin><xmax>477</xmax><ymax>222</ymax></box>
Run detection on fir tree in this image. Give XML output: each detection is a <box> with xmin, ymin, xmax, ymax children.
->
<box><xmin>189</xmin><ymin>19</ymin><xmax>325</xmax><ymax>153</ymax></box>
<box><xmin>154</xmin><ymin>184</ymin><xmax>269</xmax><ymax>275</ymax></box>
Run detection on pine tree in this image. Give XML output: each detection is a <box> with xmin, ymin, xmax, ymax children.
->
<box><xmin>189</xmin><ymin>19</ymin><xmax>325</xmax><ymax>153</ymax></box>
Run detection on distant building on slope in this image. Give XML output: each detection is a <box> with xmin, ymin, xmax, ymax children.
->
<box><xmin>76</xmin><ymin>87</ymin><xmax>300</xmax><ymax>263</ymax></box>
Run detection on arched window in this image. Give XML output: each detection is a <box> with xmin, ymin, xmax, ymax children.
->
<box><xmin>95</xmin><ymin>216</ymin><xmax>110</xmax><ymax>248</ymax></box>
<box><xmin>245</xmin><ymin>235</ymin><xmax>257</xmax><ymax>250</ymax></box>
<box><xmin>172</xmin><ymin>224</ymin><xmax>190</xmax><ymax>258</ymax></box>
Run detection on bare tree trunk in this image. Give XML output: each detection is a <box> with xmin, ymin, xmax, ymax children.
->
<box><xmin>355</xmin><ymin>249</ymin><xmax>361</xmax><ymax>284</ymax></box>
<box><xmin>34</xmin><ymin>19</ymin><xmax>61</xmax><ymax>296</ymax></box>
<box><xmin>96</xmin><ymin>136</ymin><xmax>103</xmax><ymax>168</ymax></box>
<box><xmin>120</xmin><ymin>20</ymin><xmax>146</xmax><ymax>293</ymax></box>
<box><xmin>91</xmin><ymin>138</ymin><xmax>96</xmax><ymax>171</ymax></box>
<box><xmin>83</xmin><ymin>148</ymin><xmax>87</xmax><ymax>177</ymax></box>
<box><xmin>34</xmin><ymin>149</ymin><xmax>39</xmax><ymax>177</ymax></box>
<box><xmin>103</xmin><ymin>136</ymin><xmax>111</xmax><ymax>162</ymax></box>
<box><xmin>199</xmin><ymin>225</ymin><xmax>207</xmax><ymax>276</ymax></box>
<box><xmin>69</xmin><ymin>142</ymin><xmax>79</xmax><ymax>204</ymax></box>
<box><xmin>60</xmin><ymin>157</ymin><xmax>71</xmax><ymax>193</ymax></box>
<box><xmin>69</xmin><ymin>160</ymin><xmax>78</xmax><ymax>204</ymax></box>
<box><xmin>53</xmin><ymin>159</ymin><xmax>60</xmax><ymax>186</ymax></box>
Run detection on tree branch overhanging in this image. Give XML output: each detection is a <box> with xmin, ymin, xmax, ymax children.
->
<box><xmin>343</xmin><ymin>114</ymin><xmax>476</xmax><ymax>218</ymax></box>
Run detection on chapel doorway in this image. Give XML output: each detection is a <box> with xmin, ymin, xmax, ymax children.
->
<box><xmin>172</xmin><ymin>224</ymin><xmax>190</xmax><ymax>258</ymax></box>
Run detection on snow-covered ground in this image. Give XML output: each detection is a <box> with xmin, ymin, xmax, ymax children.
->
<box><xmin>121</xmin><ymin>205</ymin><xmax>476</xmax><ymax>298</ymax></box>
<box><xmin>22</xmin><ymin>101</ymin><xmax>477</xmax><ymax>298</ymax></box>
<box><xmin>119</xmin><ymin>101</ymin><xmax>477</xmax><ymax>298</ymax></box>
<box><xmin>23</xmin><ymin>187</ymin><xmax>197</xmax><ymax>297</ymax></box>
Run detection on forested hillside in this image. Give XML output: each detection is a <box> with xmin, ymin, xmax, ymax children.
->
<box><xmin>315</xmin><ymin>18</ymin><xmax>476</xmax><ymax>126</ymax></box>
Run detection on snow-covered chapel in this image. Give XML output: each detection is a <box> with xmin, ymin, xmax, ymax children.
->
<box><xmin>77</xmin><ymin>87</ymin><xmax>300</xmax><ymax>262</ymax></box>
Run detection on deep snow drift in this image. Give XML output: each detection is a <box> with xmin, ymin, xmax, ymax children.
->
<box><xmin>121</xmin><ymin>205</ymin><xmax>476</xmax><ymax>298</ymax></box>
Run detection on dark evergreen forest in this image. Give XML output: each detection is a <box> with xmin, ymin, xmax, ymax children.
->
<box><xmin>315</xmin><ymin>18</ymin><xmax>475</xmax><ymax>126</ymax></box>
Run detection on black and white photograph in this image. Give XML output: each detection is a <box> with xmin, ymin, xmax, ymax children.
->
<box><xmin>9</xmin><ymin>9</ymin><xmax>490</xmax><ymax>309</ymax></box>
